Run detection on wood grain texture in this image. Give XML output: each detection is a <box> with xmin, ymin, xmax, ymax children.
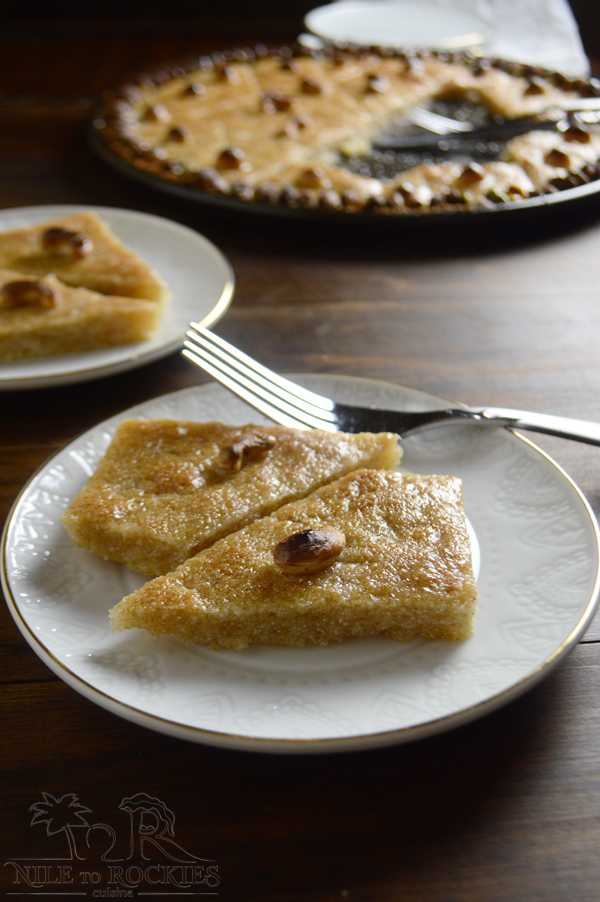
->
<box><xmin>3</xmin><ymin>648</ymin><xmax>600</xmax><ymax>901</ymax></box>
<box><xmin>2</xmin><ymin>16</ymin><xmax>600</xmax><ymax>901</ymax></box>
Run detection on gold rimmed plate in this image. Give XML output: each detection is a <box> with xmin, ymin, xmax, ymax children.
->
<box><xmin>3</xmin><ymin>375</ymin><xmax>600</xmax><ymax>752</ymax></box>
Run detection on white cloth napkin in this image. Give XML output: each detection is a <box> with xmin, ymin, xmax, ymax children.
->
<box><xmin>427</xmin><ymin>0</ymin><xmax>589</xmax><ymax>75</ymax></box>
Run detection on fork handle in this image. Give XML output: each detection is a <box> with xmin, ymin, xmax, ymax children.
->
<box><xmin>470</xmin><ymin>407</ymin><xmax>600</xmax><ymax>446</ymax></box>
<box><xmin>333</xmin><ymin>404</ymin><xmax>600</xmax><ymax>445</ymax></box>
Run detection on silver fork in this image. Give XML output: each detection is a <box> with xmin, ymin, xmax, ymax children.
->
<box><xmin>183</xmin><ymin>324</ymin><xmax>600</xmax><ymax>446</ymax></box>
<box><xmin>375</xmin><ymin>100</ymin><xmax>600</xmax><ymax>151</ymax></box>
<box><xmin>407</xmin><ymin>99</ymin><xmax>600</xmax><ymax>137</ymax></box>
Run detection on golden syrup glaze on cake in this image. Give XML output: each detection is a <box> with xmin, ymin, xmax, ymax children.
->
<box><xmin>109</xmin><ymin>468</ymin><xmax>478</xmax><ymax>650</ymax></box>
<box><xmin>96</xmin><ymin>44</ymin><xmax>600</xmax><ymax>215</ymax></box>
<box><xmin>61</xmin><ymin>419</ymin><xmax>402</xmax><ymax>576</ymax></box>
<box><xmin>0</xmin><ymin>270</ymin><xmax>163</xmax><ymax>362</ymax></box>
<box><xmin>0</xmin><ymin>212</ymin><xmax>170</xmax><ymax>302</ymax></box>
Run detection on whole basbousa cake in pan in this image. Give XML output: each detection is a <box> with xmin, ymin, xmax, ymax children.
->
<box><xmin>95</xmin><ymin>43</ymin><xmax>600</xmax><ymax>218</ymax></box>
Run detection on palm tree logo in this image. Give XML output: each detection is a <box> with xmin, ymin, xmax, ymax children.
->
<box><xmin>29</xmin><ymin>792</ymin><xmax>91</xmax><ymax>860</ymax></box>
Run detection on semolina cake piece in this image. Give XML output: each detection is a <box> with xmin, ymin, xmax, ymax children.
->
<box><xmin>61</xmin><ymin>419</ymin><xmax>402</xmax><ymax>576</ymax></box>
<box><xmin>503</xmin><ymin>127</ymin><xmax>600</xmax><ymax>192</ymax></box>
<box><xmin>386</xmin><ymin>160</ymin><xmax>536</xmax><ymax>208</ymax></box>
<box><xmin>0</xmin><ymin>212</ymin><xmax>169</xmax><ymax>303</ymax></box>
<box><xmin>109</xmin><ymin>468</ymin><xmax>478</xmax><ymax>650</ymax></box>
<box><xmin>0</xmin><ymin>270</ymin><xmax>164</xmax><ymax>362</ymax></box>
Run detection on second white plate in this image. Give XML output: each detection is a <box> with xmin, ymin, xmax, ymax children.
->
<box><xmin>3</xmin><ymin>375</ymin><xmax>600</xmax><ymax>753</ymax></box>
<box><xmin>0</xmin><ymin>204</ymin><xmax>234</xmax><ymax>391</ymax></box>
<box><xmin>305</xmin><ymin>1</ymin><xmax>493</xmax><ymax>50</ymax></box>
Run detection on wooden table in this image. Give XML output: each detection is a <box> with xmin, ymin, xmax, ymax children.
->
<box><xmin>4</xmin><ymin>18</ymin><xmax>600</xmax><ymax>901</ymax></box>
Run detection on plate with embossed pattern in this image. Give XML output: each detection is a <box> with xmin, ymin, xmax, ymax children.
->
<box><xmin>3</xmin><ymin>376</ymin><xmax>600</xmax><ymax>753</ymax></box>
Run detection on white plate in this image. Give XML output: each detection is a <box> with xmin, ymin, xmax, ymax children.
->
<box><xmin>0</xmin><ymin>205</ymin><xmax>234</xmax><ymax>391</ymax></box>
<box><xmin>3</xmin><ymin>376</ymin><xmax>600</xmax><ymax>753</ymax></box>
<box><xmin>305</xmin><ymin>1</ymin><xmax>493</xmax><ymax>50</ymax></box>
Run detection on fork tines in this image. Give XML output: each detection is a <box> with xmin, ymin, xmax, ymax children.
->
<box><xmin>407</xmin><ymin>108</ymin><xmax>474</xmax><ymax>135</ymax></box>
<box><xmin>183</xmin><ymin>324</ymin><xmax>338</xmax><ymax>432</ymax></box>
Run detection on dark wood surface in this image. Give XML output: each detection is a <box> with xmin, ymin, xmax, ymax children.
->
<box><xmin>4</xmin><ymin>17</ymin><xmax>600</xmax><ymax>902</ymax></box>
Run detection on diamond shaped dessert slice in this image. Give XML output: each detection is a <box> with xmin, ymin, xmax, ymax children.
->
<box><xmin>109</xmin><ymin>468</ymin><xmax>478</xmax><ymax>649</ymax></box>
<box><xmin>0</xmin><ymin>212</ymin><xmax>169</xmax><ymax>302</ymax></box>
<box><xmin>62</xmin><ymin>420</ymin><xmax>402</xmax><ymax>576</ymax></box>
<box><xmin>0</xmin><ymin>270</ymin><xmax>163</xmax><ymax>361</ymax></box>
